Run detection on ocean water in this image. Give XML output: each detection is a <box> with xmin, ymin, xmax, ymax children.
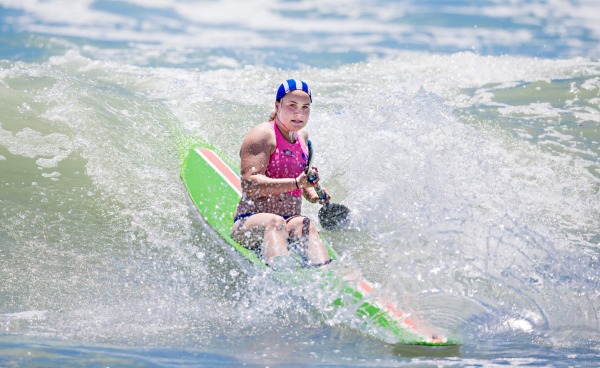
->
<box><xmin>0</xmin><ymin>0</ymin><xmax>599</xmax><ymax>367</ymax></box>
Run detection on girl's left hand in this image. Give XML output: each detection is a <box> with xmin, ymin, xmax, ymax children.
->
<box><xmin>317</xmin><ymin>187</ymin><xmax>331</xmax><ymax>204</ymax></box>
<box><xmin>306</xmin><ymin>186</ymin><xmax>331</xmax><ymax>204</ymax></box>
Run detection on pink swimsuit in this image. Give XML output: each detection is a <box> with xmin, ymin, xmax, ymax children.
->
<box><xmin>265</xmin><ymin>121</ymin><xmax>309</xmax><ymax>197</ymax></box>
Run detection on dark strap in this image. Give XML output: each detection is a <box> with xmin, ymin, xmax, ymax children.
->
<box><xmin>306</xmin><ymin>258</ymin><xmax>333</xmax><ymax>268</ymax></box>
<box><xmin>301</xmin><ymin>217</ymin><xmax>311</xmax><ymax>242</ymax></box>
<box><xmin>293</xmin><ymin>217</ymin><xmax>309</xmax><ymax>261</ymax></box>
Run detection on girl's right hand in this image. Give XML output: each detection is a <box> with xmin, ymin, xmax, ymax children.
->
<box><xmin>297</xmin><ymin>166</ymin><xmax>319</xmax><ymax>189</ymax></box>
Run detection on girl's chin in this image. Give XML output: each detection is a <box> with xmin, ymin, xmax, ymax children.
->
<box><xmin>288</xmin><ymin>122</ymin><xmax>305</xmax><ymax>129</ymax></box>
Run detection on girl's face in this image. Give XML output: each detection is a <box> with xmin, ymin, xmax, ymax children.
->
<box><xmin>275</xmin><ymin>90</ymin><xmax>311</xmax><ymax>131</ymax></box>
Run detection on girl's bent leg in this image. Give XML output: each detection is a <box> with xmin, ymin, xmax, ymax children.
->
<box><xmin>261</xmin><ymin>215</ymin><xmax>289</xmax><ymax>264</ymax></box>
<box><xmin>232</xmin><ymin>213</ymin><xmax>289</xmax><ymax>264</ymax></box>
<box><xmin>287</xmin><ymin>216</ymin><xmax>330</xmax><ymax>267</ymax></box>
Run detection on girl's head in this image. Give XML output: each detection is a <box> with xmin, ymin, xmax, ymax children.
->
<box><xmin>276</xmin><ymin>79</ymin><xmax>312</xmax><ymax>103</ymax></box>
<box><xmin>270</xmin><ymin>79</ymin><xmax>312</xmax><ymax>121</ymax></box>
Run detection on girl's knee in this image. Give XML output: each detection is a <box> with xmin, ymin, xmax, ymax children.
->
<box><xmin>265</xmin><ymin>215</ymin><xmax>287</xmax><ymax>231</ymax></box>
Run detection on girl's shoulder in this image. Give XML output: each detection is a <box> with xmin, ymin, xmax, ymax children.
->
<box><xmin>249</xmin><ymin>121</ymin><xmax>275</xmax><ymax>141</ymax></box>
<box><xmin>242</xmin><ymin>122</ymin><xmax>276</xmax><ymax>153</ymax></box>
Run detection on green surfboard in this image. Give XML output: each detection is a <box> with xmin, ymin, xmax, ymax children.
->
<box><xmin>181</xmin><ymin>145</ymin><xmax>458</xmax><ymax>347</ymax></box>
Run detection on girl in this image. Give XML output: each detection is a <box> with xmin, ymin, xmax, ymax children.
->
<box><xmin>231</xmin><ymin>79</ymin><xmax>332</xmax><ymax>268</ymax></box>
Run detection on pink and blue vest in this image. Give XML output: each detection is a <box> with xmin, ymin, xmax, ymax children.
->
<box><xmin>265</xmin><ymin>121</ymin><xmax>309</xmax><ymax>197</ymax></box>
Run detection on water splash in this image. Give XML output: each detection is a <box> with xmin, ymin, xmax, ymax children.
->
<box><xmin>1</xmin><ymin>50</ymin><xmax>598</xmax><ymax>357</ymax></box>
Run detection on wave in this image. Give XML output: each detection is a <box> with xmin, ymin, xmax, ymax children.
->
<box><xmin>0</xmin><ymin>49</ymin><xmax>598</xmax><ymax>352</ymax></box>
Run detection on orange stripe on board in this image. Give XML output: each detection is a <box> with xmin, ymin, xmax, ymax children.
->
<box><xmin>380</xmin><ymin>301</ymin><xmax>423</xmax><ymax>337</ymax></box>
<box><xmin>384</xmin><ymin>303</ymin><xmax>419</xmax><ymax>332</ymax></box>
<box><xmin>357</xmin><ymin>280</ymin><xmax>373</xmax><ymax>294</ymax></box>
<box><xmin>196</xmin><ymin>148</ymin><xmax>242</xmax><ymax>196</ymax></box>
<box><xmin>384</xmin><ymin>303</ymin><xmax>405</xmax><ymax>319</ymax></box>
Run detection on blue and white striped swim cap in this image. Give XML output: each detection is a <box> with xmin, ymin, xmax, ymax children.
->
<box><xmin>276</xmin><ymin>79</ymin><xmax>312</xmax><ymax>102</ymax></box>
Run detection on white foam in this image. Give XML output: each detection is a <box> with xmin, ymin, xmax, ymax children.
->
<box><xmin>3</xmin><ymin>310</ymin><xmax>48</xmax><ymax>321</ymax></box>
<box><xmin>41</xmin><ymin>171</ymin><xmax>61</xmax><ymax>178</ymax></box>
<box><xmin>505</xmin><ymin>318</ymin><xmax>534</xmax><ymax>333</ymax></box>
<box><xmin>498</xmin><ymin>102</ymin><xmax>564</xmax><ymax>117</ymax></box>
<box><xmin>0</xmin><ymin>125</ymin><xmax>73</xmax><ymax>168</ymax></box>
